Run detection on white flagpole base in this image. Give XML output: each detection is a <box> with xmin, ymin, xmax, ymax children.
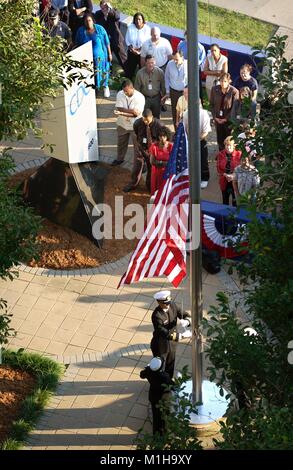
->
<box><xmin>180</xmin><ymin>379</ymin><xmax>230</xmax><ymax>425</ymax></box>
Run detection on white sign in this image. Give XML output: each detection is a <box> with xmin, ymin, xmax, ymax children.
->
<box><xmin>41</xmin><ymin>41</ymin><xmax>99</xmax><ymax>164</ymax></box>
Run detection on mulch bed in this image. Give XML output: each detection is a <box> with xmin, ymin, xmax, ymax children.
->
<box><xmin>0</xmin><ymin>365</ymin><xmax>36</xmax><ymax>444</ymax></box>
<box><xmin>9</xmin><ymin>164</ymin><xmax>150</xmax><ymax>270</ymax></box>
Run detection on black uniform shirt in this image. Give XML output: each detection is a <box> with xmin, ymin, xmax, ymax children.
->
<box><xmin>151</xmin><ymin>301</ymin><xmax>191</xmax><ymax>341</ymax></box>
<box><xmin>140</xmin><ymin>366</ymin><xmax>173</xmax><ymax>402</ymax></box>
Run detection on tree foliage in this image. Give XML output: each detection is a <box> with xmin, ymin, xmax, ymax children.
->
<box><xmin>0</xmin><ymin>151</ymin><xmax>42</xmax><ymax>281</ymax></box>
<box><xmin>202</xmin><ymin>36</ymin><xmax>293</xmax><ymax>449</ymax></box>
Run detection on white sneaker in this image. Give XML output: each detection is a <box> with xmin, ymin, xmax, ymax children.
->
<box><xmin>201</xmin><ymin>181</ymin><xmax>208</xmax><ymax>189</ymax></box>
<box><xmin>103</xmin><ymin>86</ymin><xmax>110</xmax><ymax>98</ymax></box>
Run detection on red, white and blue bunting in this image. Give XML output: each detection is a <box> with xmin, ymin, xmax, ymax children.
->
<box><xmin>200</xmin><ymin>200</ymin><xmax>253</xmax><ymax>258</ymax></box>
<box><xmin>201</xmin><ymin>213</ymin><xmax>248</xmax><ymax>258</ymax></box>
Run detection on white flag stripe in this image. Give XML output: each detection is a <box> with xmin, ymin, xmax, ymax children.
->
<box><xmin>168</xmin><ymin>187</ymin><xmax>189</xmax><ymax>206</ymax></box>
<box><xmin>143</xmin><ymin>177</ymin><xmax>174</xmax><ymax>234</ymax></box>
<box><xmin>168</xmin><ymin>263</ymin><xmax>182</xmax><ymax>283</ymax></box>
<box><xmin>139</xmin><ymin>244</ymin><xmax>169</xmax><ymax>281</ymax></box>
<box><xmin>158</xmin><ymin>250</ymin><xmax>174</xmax><ymax>275</ymax></box>
<box><xmin>140</xmin><ymin>240</ymin><xmax>167</xmax><ymax>279</ymax></box>
<box><xmin>168</xmin><ymin>226</ymin><xmax>186</xmax><ymax>251</ymax></box>
<box><xmin>173</xmin><ymin>211</ymin><xmax>188</xmax><ymax>237</ymax></box>
<box><xmin>148</xmin><ymin>244</ymin><xmax>168</xmax><ymax>277</ymax></box>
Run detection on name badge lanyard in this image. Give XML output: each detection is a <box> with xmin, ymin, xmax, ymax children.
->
<box><xmin>135</xmin><ymin>29</ymin><xmax>140</xmax><ymax>49</ymax></box>
<box><xmin>219</xmin><ymin>93</ymin><xmax>225</xmax><ymax>117</ymax></box>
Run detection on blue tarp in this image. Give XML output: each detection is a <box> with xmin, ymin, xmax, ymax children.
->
<box><xmin>201</xmin><ymin>200</ymin><xmax>269</xmax><ymax>224</ymax></box>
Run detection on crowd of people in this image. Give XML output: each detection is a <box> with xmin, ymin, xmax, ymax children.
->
<box><xmin>37</xmin><ymin>1</ymin><xmax>261</xmax><ymax>203</ymax></box>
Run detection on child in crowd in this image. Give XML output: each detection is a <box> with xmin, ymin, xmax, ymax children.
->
<box><xmin>149</xmin><ymin>126</ymin><xmax>173</xmax><ymax>195</ymax></box>
<box><xmin>216</xmin><ymin>136</ymin><xmax>242</xmax><ymax>206</ymax></box>
<box><xmin>232</xmin><ymin>155</ymin><xmax>260</xmax><ymax>203</ymax></box>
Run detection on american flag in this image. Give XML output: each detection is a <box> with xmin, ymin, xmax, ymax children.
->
<box><xmin>118</xmin><ymin>122</ymin><xmax>190</xmax><ymax>288</ymax></box>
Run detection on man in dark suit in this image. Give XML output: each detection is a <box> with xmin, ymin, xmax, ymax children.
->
<box><xmin>123</xmin><ymin>108</ymin><xmax>163</xmax><ymax>193</ymax></box>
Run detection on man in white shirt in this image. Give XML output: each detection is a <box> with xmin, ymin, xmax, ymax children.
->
<box><xmin>183</xmin><ymin>103</ymin><xmax>211</xmax><ymax>188</ymax></box>
<box><xmin>161</xmin><ymin>50</ymin><xmax>188</xmax><ymax>129</ymax></box>
<box><xmin>140</xmin><ymin>27</ymin><xmax>173</xmax><ymax>71</ymax></box>
<box><xmin>111</xmin><ymin>79</ymin><xmax>145</xmax><ymax>166</ymax></box>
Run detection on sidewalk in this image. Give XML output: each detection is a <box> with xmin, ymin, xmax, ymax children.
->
<box><xmin>2</xmin><ymin>93</ymin><xmax>241</xmax><ymax>450</ymax></box>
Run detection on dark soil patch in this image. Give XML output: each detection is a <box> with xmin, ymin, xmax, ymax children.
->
<box><xmin>0</xmin><ymin>365</ymin><xmax>36</xmax><ymax>444</ymax></box>
<box><xmin>10</xmin><ymin>164</ymin><xmax>149</xmax><ymax>269</ymax></box>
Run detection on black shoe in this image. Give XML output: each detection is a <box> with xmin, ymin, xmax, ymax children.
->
<box><xmin>123</xmin><ymin>184</ymin><xmax>135</xmax><ymax>193</ymax></box>
<box><xmin>111</xmin><ymin>159</ymin><xmax>124</xmax><ymax>166</ymax></box>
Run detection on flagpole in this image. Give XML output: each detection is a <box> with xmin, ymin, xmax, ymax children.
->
<box><xmin>186</xmin><ymin>0</ymin><xmax>203</xmax><ymax>405</ymax></box>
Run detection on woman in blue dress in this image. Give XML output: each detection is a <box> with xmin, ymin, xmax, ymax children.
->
<box><xmin>75</xmin><ymin>13</ymin><xmax>112</xmax><ymax>97</ymax></box>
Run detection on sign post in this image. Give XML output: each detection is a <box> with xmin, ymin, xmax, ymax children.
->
<box><xmin>41</xmin><ymin>41</ymin><xmax>99</xmax><ymax>164</ymax></box>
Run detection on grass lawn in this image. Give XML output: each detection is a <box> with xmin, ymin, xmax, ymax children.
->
<box><xmin>110</xmin><ymin>0</ymin><xmax>276</xmax><ymax>48</ymax></box>
<box><xmin>1</xmin><ymin>349</ymin><xmax>64</xmax><ymax>450</ymax></box>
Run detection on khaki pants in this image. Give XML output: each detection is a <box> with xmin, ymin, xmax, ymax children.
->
<box><xmin>170</xmin><ymin>88</ymin><xmax>183</xmax><ymax>129</ymax></box>
<box><xmin>117</xmin><ymin>126</ymin><xmax>135</xmax><ymax>162</ymax></box>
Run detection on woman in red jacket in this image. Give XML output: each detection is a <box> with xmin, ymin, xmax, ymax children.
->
<box><xmin>216</xmin><ymin>136</ymin><xmax>241</xmax><ymax>206</ymax></box>
<box><xmin>149</xmin><ymin>126</ymin><xmax>173</xmax><ymax>196</ymax></box>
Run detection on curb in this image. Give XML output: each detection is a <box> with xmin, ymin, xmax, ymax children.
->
<box><xmin>20</xmin><ymin>343</ymin><xmax>151</xmax><ymax>365</ymax></box>
<box><xmin>12</xmin><ymin>157</ymin><xmax>133</xmax><ymax>278</ymax></box>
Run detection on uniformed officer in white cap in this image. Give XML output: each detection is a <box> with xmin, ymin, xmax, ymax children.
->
<box><xmin>150</xmin><ymin>290</ymin><xmax>191</xmax><ymax>378</ymax></box>
<box><xmin>140</xmin><ymin>356</ymin><xmax>173</xmax><ymax>435</ymax></box>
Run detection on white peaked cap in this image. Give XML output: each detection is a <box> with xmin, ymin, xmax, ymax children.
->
<box><xmin>153</xmin><ymin>290</ymin><xmax>171</xmax><ymax>302</ymax></box>
<box><xmin>149</xmin><ymin>357</ymin><xmax>162</xmax><ymax>371</ymax></box>
<box><xmin>244</xmin><ymin>327</ymin><xmax>258</xmax><ymax>336</ymax></box>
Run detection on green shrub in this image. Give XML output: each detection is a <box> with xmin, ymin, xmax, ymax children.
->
<box><xmin>1</xmin><ymin>349</ymin><xmax>64</xmax><ymax>450</ymax></box>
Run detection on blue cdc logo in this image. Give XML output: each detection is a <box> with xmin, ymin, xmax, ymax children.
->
<box><xmin>69</xmin><ymin>84</ymin><xmax>90</xmax><ymax>116</ymax></box>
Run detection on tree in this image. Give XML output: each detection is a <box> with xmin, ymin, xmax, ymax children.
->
<box><xmin>202</xmin><ymin>36</ymin><xmax>293</xmax><ymax>449</ymax></box>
